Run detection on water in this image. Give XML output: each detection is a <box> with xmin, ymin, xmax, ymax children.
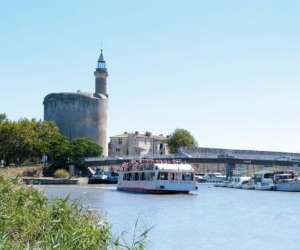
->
<box><xmin>40</xmin><ymin>184</ymin><xmax>300</xmax><ymax>250</ymax></box>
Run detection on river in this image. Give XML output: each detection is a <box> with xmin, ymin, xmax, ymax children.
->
<box><xmin>39</xmin><ymin>184</ymin><xmax>300</xmax><ymax>250</ymax></box>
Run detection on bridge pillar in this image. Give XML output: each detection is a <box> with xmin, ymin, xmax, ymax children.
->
<box><xmin>226</xmin><ymin>163</ymin><xmax>235</xmax><ymax>180</ymax></box>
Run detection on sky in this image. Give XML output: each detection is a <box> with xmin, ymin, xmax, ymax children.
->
<box><xmin>1</xmin><ymin>0</ymin><xmax>300</xmax><ymax>152</ymax></box>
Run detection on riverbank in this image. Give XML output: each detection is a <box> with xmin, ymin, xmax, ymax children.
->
<box><xmin>0</xmin><ymin>165</ymin><xmax>43</xmax><ymax>177</ymax></box>
<box><xmin>0</xmin><ymin>165</ymin><xmax>89</xmax><ymax>185</ymax></box>
<box><xmin>22</xmin><ymin>176</ymin><xmax>89</xmax><ymax>185</ymax></box>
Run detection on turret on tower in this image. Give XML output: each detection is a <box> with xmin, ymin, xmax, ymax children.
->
<box><xmin>94</xmin><ymin>49</ymin><xmax>108</xmax><ymax>96</ymax></box>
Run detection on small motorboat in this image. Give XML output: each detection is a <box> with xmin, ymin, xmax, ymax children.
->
<box><xmin>89</xmin><ymin>169</ymin><xmax>118</xmax><ymax>184</ymax></box>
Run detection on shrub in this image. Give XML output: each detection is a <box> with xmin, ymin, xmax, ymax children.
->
<box><xmin>0</xmin><ymin>177</ymin><xmax>111</xmax><ymax>249</ymax></box>
<box><xmin>0</xmin><ymin>177</ymin><xmax>150</xmax><ymax>250</ymax></box>
<box><xmin>54</xmin><ymin>168</ymin><xmax>69</xmax><ymax>178</ymax></box>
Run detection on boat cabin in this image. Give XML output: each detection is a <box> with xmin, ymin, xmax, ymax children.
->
<box><xmin>120</xmin><ymin>163</ymin><xmax>194</xmax><ymax>182</ymax></box>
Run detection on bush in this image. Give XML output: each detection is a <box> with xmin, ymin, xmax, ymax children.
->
<box><xmin>54</xmin><ymin>168</ymin><xmax>70</xmax><ymax>178</ymax></box>
<box><xmin>0</xmin><ymin>177</ymin><xmax>111</xmax><ymax>249</ymax></box>
<box><xmin>0</xmin><ymin>177</ymin><xmax>150</xmax><ymax>250</ymax></box>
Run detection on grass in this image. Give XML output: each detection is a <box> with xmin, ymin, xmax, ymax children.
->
<box><xmin>0</xmin><ymin>177</ymin><xmax>149</xmax><ymax>250</ymax></box>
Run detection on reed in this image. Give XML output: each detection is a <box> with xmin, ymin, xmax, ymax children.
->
<box><xmin>0</xmin><ymin>177</ymin><xmax>149</xmax><ymax>250</ymax></box>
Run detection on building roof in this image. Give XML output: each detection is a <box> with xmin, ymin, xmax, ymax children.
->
<box><xmin>43</xmin><ymin>92</ymin><xmax>107</xmax><ymax>104</ymax></box>
<box><xmin>98</xmin><ymin>49</ymin><xmax>105</xmax><ymax>62</ymax></box>
<box><xmin>111</xmin><ymin>132</ymin><xmax>167</xmax><ymax>140</ymax></box>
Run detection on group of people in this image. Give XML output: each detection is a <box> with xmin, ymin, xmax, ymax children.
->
<box><xmin>118</xmin><ymin>159</ymin><xmax>182</xmax><ymax>172</ymax></box>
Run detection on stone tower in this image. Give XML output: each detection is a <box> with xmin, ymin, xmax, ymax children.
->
<box><xmin>43</xmin><ymin>50</ymin><xmax>109</xmax><ymax>156</ymax></box>
<box><xmin>95</xmin><ymin>49</ymin><xmax>108</xmax><ymax>96</ymax></box>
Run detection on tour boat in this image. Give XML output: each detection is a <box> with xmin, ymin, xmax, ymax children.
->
<box><xmin>117</xmin><ymin>161</ymin><xmax>197</xmax><ymax>194</ymax></box>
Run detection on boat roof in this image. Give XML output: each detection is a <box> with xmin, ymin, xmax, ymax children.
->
<box><xmin>154</xmin><ymin>163</ymin><xmax>193</xmax><ymax>171</ymax></box>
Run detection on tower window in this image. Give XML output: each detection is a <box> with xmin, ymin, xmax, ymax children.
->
<box><xmin>118</xmin><ymin>138</ymin><xmax>122</xmax><ymax>145</ymax></box>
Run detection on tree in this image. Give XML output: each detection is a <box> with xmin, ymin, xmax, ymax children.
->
<box><xmin>70</xmin><ymin>137</ymin><xmax>102</xmax><ymax>167</ymax></box>
<box><xmin>46</xmin><ymin>134</ymin><xmax>71</xmax><ymax>167</ymax></box>
<box><xmin>167</xmin><ymin>128</ymin><xmax>198</xmax><ymax>153</ymax></box>
<box><xmin>0</xmin><ymin>113</ymin><xmax>7</xmax><ymax>123</ymax></box>
<box><xmin>0</xmin><ymin>120</ymin><xmax>18</xmax><ymax>165</ymax></box>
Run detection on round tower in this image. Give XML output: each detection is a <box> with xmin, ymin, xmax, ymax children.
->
<box><xmin>43</xmin><ymin>49</ymin><xmax>109</xmax><ymax>156</ymax></box>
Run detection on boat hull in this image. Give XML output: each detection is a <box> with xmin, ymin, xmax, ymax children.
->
<box><xmin>88</xmin><ymin>178</ymin><xmax>118</xmax><ymax>184</ymax></box>
<box><xmin>274</xmin><ymin>182</ymin><xmax>300</xmax><ymax>192</ymax></box>
<box><xmin>117</xmin><ymin>187</ymin><xmax>190</xmax><ymax>194</ymax></box>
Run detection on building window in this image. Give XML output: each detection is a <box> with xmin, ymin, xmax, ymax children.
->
<box><xmin>116</xmin><ymin>148</ymin><xmax>120</xmax><ymax>152</ymax></box>
<box><xmin>118</xmin><ymin>138</ymin><xmax>122</xmax><ymax>145</ymax></box>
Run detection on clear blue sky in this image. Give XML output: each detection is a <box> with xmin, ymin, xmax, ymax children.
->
<box><xmin>1</xmin><ymin>0</ymin><xmax>300</xmax><ymax>152</ymax></box>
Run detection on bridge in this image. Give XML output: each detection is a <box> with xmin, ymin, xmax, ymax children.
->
<box><xmin>85</xmin><ymin>151</ymin><xmax>300</xmax><ymax>168</ymax></box>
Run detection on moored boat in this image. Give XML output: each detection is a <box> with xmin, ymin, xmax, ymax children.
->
<box><xmin>88</xmin><ymin>169</ymin><xmax>118</xmax><ymax>184</ymax></box>
<box><xmin>117</xmin><ymin>161</ymin><xmax>197</xmax><ymax>194</ymax></box>
<box><xmin>273</xmin><ymin>173</ymin><xmax>300</xmax><ymax>192</ymax></box>
<box><xmin>203</xmin><ymin>172</ymin><xmax>226</xmax><ymax>183</ymax></box>
<box><xmin>253</xmin><ymin>172</ymin><xmax>274</xmax><ymax>191</ymax></box>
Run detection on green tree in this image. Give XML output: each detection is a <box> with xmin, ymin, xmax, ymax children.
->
<box><xmin>167</xmin><ymin>128</ymin><xmax>198</xmax><ymax>153</ymax></box>
<box><xmin>0</xmin><ymin>113</ymin><xmax>7</xmax><ymax>123</ymax></box>
<box><xmin>46</xmin><ymin>134</ymin><xmax>71</xmax><ymax>167</ymax></box>
<box><xmin>34</xmin><ymin>120</ymin><xmax>61</xmax><ymax>156</ymax></box>
<box><xmin>0</xmin><ymin>120</ymin><xmax>18</xmax><ymax>165</ymax></box>
<box><xmin>70</xmin><ymin>138</ymin><xmax>102</xmax><ymax>167</ymax></box>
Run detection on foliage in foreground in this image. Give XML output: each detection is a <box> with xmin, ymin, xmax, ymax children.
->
<box><xmin>0</xmin><ymin>177</ymin><xmax>149</xmax><ymax>250</ymax></box>
<box><xmin>167</xmin><ymin>128</ymin><xmax>198</xmax><ymax>153</ymax></box>
<box><xmin>0</xmin><ymin>177</ymin><xmax>110</xmax><ymax>249</ymax></box>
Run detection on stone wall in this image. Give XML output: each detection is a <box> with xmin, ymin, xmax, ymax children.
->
<box><xmin>44</xmin><ymin>92</ymin><xmax>108</xmax><ymax>156</ymax></box>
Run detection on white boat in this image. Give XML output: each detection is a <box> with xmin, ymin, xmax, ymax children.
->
<box><xmin>214</xmin><ymin>181</ymin><xmax>230</xmax><ymax>187</ymax></box>
<box><xmin>203</xmin><ymin>173</ymin><xmax>226</xmax><ymax>183</ymax></box>
<box><xmin>242</xmin><ymin>182</ymin><xmax>255</xmax><ymax>190</ymax></box>
<box><xmin>255</xmin><ymin>182</ymin><xmax>274</xmax><ymax>191</ymax></box>
<box><xmin>273</xmin><ymin>173</ymin><xmax>300</xmax><ymax>192</ymax></box>
<box><xmin>226</xmin><ymin>176</ymin><xmax>250</xmax><ymax>188</ymax></box>
<box><xmin>254</xmin><ymin>172</ymin><xmax>274</xmax><ymax>191</ymax></box>
<box><xmin>234</xmin><ymin>177</ymin><xmax>251</xmax><ymax>189</ymax></box>
<box><xmin>195</xmin><ymin>174</ymin><xmax>205</xmax><ymax>183</ymax></box>
<box><xmin>117</xmin><ymin>161</ymin><xmax>197</xmax><ymax>194</ymax></box>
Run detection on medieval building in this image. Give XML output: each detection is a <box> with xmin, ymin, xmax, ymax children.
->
<box><xmin>43</xmin><ymin>50</ymin><xmax>109</xmax><ymax>156</ymax></box>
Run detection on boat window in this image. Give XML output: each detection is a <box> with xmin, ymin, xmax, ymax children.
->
<box><xmin>134</xmin><ymin>172</ymin><xmax>139</xmax><ymax>181</ymax></box>
<box><xmin>151</xmin><ymin>172</ymin><xmax>155</xmax><ymax>180</ymax></box>
<box><xmin>169</xmin><ymin>173</ymin><xmax>175</xmax><ymax>180</ymax></box>
<box><xmin>145</xmin><ymin>172</ymin><xmax>150</xmax><ymax>181</ymax></box>
<box><xmin>144</xmin><ymin>172</ymin><xmax>154</xmax><ymax>181</ymax></box>
<box><xmin>182</xmin><ymin>173</ymin><xmax>193</xmax><ymax>181</ymax></box>
<box><xmin>128</xmin><ymin>173</ymin><xmax>132</xmax><ymax>181</ymax></box>
<box><xmin>140</xmin><ymin>172</ymin><xmax>145</xmax><ymax>181</ymax></box>
<box><xmin>158</xmin><ymin>172</ymin><xmax>168</xmax><ymax>180</ymax></box>
<box><xmin>123</xmin><ymin>173</ymin><xmax>131</xmax><ymax>181</ymax></box>
<box><xmin>175</xmin><ymin>173</ymin><xmax>181</xmax><ymax>181</ymax></box>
